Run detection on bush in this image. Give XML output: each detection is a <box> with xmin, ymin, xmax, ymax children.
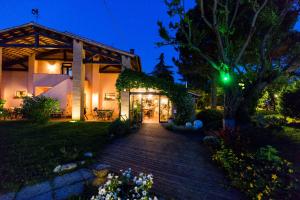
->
<box><xmin>280</xmin><ymin>87</ymin><xmax>300</xmax><ymax>119</ymax></box>
<box><xmin>21</xmin><ymin>96</ymin><xmax>59</xmax><ymax>123</ymax></box>
<box><xmin>196</xmin><ymin>109</ymin><xmax>223</xmax><ymax>130</ymax></box>
<box><xmin>252</xmin><ymin>115</ymin><xmax>287</xmax><ymax>129</ymax></box>
<box><xmin>0</xmin><ymin>99</ymin><xmax>5</xmax><ymax>110</ymax></box>
<box><xmin>91</xmin><ymin>168</ymin><xmax>157</xmax><ymax>200</ymax></box>
<box><xmin>108</xmin><ymin>118</ymin><xmax>131</xmax><ymax>137</ymax></box>
<box><xmin>212</xmin><ymin>144</ymin><xmax>297</xmax><ymax>199</ymax></box>
<box><xmin>203</xmin><ymin>136</ymin><xmax>220</xmax><ymax>150</ymax></box>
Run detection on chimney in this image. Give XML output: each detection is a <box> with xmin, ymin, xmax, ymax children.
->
<box><xmin>130</xmin><ymin>49</ymin><xmax>135</xmax><ymax>54</ymax></box>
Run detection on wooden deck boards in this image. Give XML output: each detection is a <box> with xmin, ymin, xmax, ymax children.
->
<box><xmin>97</xmin><ymin>124</ymin><xmax>242</xmax><ymax>200</ymax></box>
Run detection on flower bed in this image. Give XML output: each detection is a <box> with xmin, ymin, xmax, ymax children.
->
<box><xmin>91</xmin><ymin>168</ymin><xmax>158</xmax><ymax>200</ymax></box>
<box><xmin>210</xmin><ymin>142</ymin><xmax>297</xmax><ymax>199</ymax></box>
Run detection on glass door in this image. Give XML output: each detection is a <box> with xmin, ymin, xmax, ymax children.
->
<box><xmin>159</xmin><ymin>95</ymin><xmax>172</xmax><ymax>122</ymax></box>
<box><xmin>130</xmin><ymin>94</ymin><xmax>142</xmax><ymax>123</ymax></box>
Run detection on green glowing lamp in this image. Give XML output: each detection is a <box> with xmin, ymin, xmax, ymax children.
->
<box><xmin>220</xmin><ymin>72</ymin><xmax>231</xmax><ymax>84</ymax></box>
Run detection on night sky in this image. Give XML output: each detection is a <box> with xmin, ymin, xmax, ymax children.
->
<box><xmin>0</xmin><ymin>0</ymin><xmax>195</xmax><ymax>81</ymax></box>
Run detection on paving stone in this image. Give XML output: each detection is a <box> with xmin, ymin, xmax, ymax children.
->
<box><xmin>78</xmin><ymin>168</ymin><xmax>95</xmax><ymax>180</ymax></box>
<box><xmin>52</xmin><ymin>171</ymin><xmax>83</xmax><ymax>189</ymax></box>
<box><xmin>54</xmin><ymin>182</ymin><xmax>84</xmax><ymax>200</ymax></box>
<box><xmin>30</xmin><ymin>191</ymin><xmax>52</xmax><ymax>200</ymax></box>
<box><xmin>0</xmin><ymin>192</ymin><xmax>16</xmax><ymax>200</ymax></box>
<box><xmin>90</xmin><ymin>163</ymin><xmax>110</xmax><ymax>171</ymax></box>
<box><xmin>16</xmin><ymin>181</ymin><xmax>52</xmax><ymax>200</ymax></box>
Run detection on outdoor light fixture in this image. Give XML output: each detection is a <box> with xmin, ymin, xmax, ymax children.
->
<box><xmin>69</xmin><ymin>120</ymin><xmax>77</xmax><ymax>123</ymax></box>
<box><xmin>47</xmin><ymin>63</ymin><xmax>56</xmax><ymax>73</ymax></box>
<box><xmin>220</xmin><ymin>71</ymin><xmax>231</xmax><ymax>84</ymax></box>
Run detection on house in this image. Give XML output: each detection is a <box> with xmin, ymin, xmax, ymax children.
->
<box><xmin>0</xmin><ymin>23</ymin><xmax>173</xmax><ymax>123</ymax></box>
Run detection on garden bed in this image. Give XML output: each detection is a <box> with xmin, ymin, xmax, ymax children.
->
<box><xmin>0</xmin><ymin>121</ymin><xmax>110</xmax><ymax>193</ymax></box>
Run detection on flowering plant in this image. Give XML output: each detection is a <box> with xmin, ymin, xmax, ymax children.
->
<box><xmin>91</xmin><ymin>168</ymin><xmax>158</xmax><ymax>200</ymax></box>
<box><xmin>212</xmin><ymin>143</ymin><xmax>298</xmax><ymax>199</ymax></box>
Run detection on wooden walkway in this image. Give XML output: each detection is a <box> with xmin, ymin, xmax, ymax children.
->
<box><xmin>98</xmin><ymin>124</ymin><xmax>242</xmax><ymax>200</ymax></box>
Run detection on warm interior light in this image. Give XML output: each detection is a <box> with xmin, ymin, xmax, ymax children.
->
<box><xmin>47</xmin><ymin>63</ymin><xmax>56</xmax><ymax>73</ymax></box>
<box><xmin>92</xmin><ymin>93</ymin><xmax>99</xmax><ymax>108</ymax></box>
<box><xmin>147</xmin><ymin>94</ymin><xmax>153</xmax><ymax>99</ymax></box>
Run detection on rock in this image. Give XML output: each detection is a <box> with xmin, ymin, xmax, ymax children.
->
<box><xmin>53</xmin><ymin>163</ymin><xmax>77</xmax><ymax>173</ymax></box>
<box><xmin>53</xmin><ymin>165</ymin><xmax>62</xmax><ymax>173</ymax></box>
<box><xmin>193</xmin><ymin>120</ymin><xmax>203</xmax><ymax>129</ymax></box>
<box><xmin>84</xmin><ymin>152</ymin><xmax>93</xmax><ymax>158</ymax></box>
<box><xmin>185</xmin><ymin>122</ymin><xmax>193</xmax><ymax>128</ymax></box>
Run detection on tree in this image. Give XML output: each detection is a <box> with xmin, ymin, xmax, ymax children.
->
<box><xmin>158</xmin><ymin>0</ymin><xmax>300</xmax><ymax>128</ymax></box>
<box><xmin>151</xmin><ymin>53</ymin><xmax>174</xmax><ymax>83</ymax></box>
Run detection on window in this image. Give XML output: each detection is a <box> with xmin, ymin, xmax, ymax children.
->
<box><xmin>61</xmin><ymin>63</ymin><xmax>72</xmax><ymax>76</ymax></box>
<box><xmin>104</xmin><ymin>93</ymin><xmax>116</xmax><ymax>101</ymax></box>
<box><xmin>15</xmin><ymin>90</ymin><xmax>27</xmax><ymax>98</ymax></box>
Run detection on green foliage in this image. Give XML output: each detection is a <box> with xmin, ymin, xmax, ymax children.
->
<box><xmin>252</xmin><ymin>114</ymin><xmax>287</xmax><ymax>128</ymax></box>
<box><xmin>196</xmin><ymin>109</ymin><xmax>223</xmax><ymax>130</ymax></box>
<box><xmin>108</xmin><ymin>118</ymin><xmax>131</xmax><ymax>137</ymax></box>
<box><xmin>212</xmin><ymin>143</ymin><xmax>297</xmax><ymax>199</ymax></box>
<box><xmin>0</xmin><ymin>99</ymin><xmax>5</xmax><ymax>110</ymax></box>
<box><xmin>21</xmin><ymin>96</ymin><xmax>60</xmax><ymax>123</ymax></box>
<box><xmin>116</xmin><ymin>69</ymin><xmax>194</xmax><ymax>124</ymax></box>
<box><xmin>280</xmin><ymin>86</ymin><xmax>300</xmax><ymax>119</ymax></box>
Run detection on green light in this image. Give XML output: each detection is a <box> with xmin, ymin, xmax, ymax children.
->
<box><xmin>220</xmin><ymin>72</ymin><xmax>231</xmax><ymax>84</ymax></box>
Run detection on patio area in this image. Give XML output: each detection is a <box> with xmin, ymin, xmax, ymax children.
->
<box><xmin>98</xmin><ymin>123</ymin><xmax>242</xmax><ymax>199</ymax></box>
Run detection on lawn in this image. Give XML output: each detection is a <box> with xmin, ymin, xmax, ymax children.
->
<box><xmin>0</xmin><ymin>121</ymin><xmax>110</xmax><ymax>193</ymax></box>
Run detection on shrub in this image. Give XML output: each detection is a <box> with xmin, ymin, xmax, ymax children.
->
<box><xmin>0</xmin><ymin>99</ymin><xmax>5</xmax><ymax>110</ymax></box>
<box><xmin>108</xmin><ymin>118</ymin><xmax>131</xmax><ymax>137</ymax></box>
<box><xmin>280</xmin><ymin>87</ymin><xmax>300</xmax><ymax>119</ymax></box>
<box><xmin>212</xmin><ymin>144</ymin><xmax>297</xmax><ymax>199</ymax></box>
<box><xmin>91</xmin><ymin>168</ymin><xmax>157</xmax><ymax>200</ymax></box>
<box><xmin>196</xmin><ymin>109</ymin><xmax>223</xmax><ymax>130</ymax></box>
<box><xmin>252</xmin><ymin>114</ymin><xmax>287</xmax><ymax>128</ymax></box>
<box><xmin>21</xmin><ymin>96</ymin><xmax>59</xmax><ymax>123</ymax></box>
<box><xmin>203</xmin><ymin>136</ymin><xmax>220</xmax><ymax>150</ymax></box>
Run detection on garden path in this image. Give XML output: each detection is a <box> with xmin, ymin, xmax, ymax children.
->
<box><xmin>98</xmin><ymin>124</ymin><xmax>242</xmax><ymax>200</ymax></box>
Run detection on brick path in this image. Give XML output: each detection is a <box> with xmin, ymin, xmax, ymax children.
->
<box><xmin>98</xmin><ymin>124</ymin><xmax>242</xmax><ymax>200</ymax></box>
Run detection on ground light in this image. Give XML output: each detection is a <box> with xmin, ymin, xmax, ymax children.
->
<box><xmin>69</xmin><ymin>120</ymin><xmax>77</xmax><ymax>123</ymax></box>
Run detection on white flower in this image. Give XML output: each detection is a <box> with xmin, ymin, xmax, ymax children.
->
<box><xmin>142</xmin><ymin>191</ymin><xmax>147</xmax><ymax>196</ymax></box>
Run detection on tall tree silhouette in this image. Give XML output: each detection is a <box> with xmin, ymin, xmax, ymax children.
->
<box><xmin>151</xmin><ymin>53</ymin><xmax>174</xmax><ymax>83</ymax></box>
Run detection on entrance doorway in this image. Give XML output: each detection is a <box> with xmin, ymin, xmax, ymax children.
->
<box><xmin>129</xmin><ymin>93</ymin><xmax>172</xmax><ymax>123</ymax></box>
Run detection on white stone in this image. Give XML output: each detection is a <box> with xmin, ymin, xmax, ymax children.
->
<box><xmin>185</xmin><ymin>122</ymin><xmax>192</xmax><ymax>128</ymax></box>
<box><xmin>53</xmin><ymin>163</ymin><xmax>77</xmax><ymax>173</ymax></box>
<box><xmin>193</xmin><ymin>120</ymin><xmax>203</xmax><ymax>129</ymax></box>
<box><xmin>84</xmin><ymin>152</ymin><xmax>93</xmax><ymax>158</ymax></box>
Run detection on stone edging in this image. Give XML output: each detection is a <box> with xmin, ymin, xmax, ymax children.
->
<box><xmin>0</xmin><ymin>164</ymin><xmax>110</xmax><ymax>200</ymax></box>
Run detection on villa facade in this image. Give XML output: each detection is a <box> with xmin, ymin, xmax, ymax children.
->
<box><xmin>0</xmin><ymin>23</ymin><xmax>172</xmax><ymax>122</ymax></box>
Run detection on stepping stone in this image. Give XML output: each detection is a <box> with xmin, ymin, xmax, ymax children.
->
<box><xmin>78</xmin><ymin>168</ymin><xmax>94</xmax><ymax>181</ymax></box>
<box><xmin>29</xmin><ymin>191</ymin><xmax>52</xmax><ymax>200</ymax></box>
<box><xmin>0</xmin><ymin>193</ymin><xmax>16</xmax><ymax>200</ymax></box>
<box><xmin>53</xmin><ymin>171</ymin><xmax>83</xmax><ymax>189</ymax></box>
<box><xmin>54</xmin><ymin>182</ymin><xmax>84</xmax><ymax>200</ymax></box>
<box><xmin>16</xmin><ymin>181</ymin><xmax>52</xmax><ymax>200</ymax></box>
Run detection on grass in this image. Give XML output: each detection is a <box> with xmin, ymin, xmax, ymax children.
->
<box><xmin>0</xmin><ymin>121</ymin><xmax>110</xmax><ymax>193</ymax></box>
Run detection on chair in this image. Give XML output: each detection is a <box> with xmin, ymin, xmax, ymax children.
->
<box><xmin>106</xmin><ymin>110</ymin><xmax>114</xmax><ymax>120</ymax></box>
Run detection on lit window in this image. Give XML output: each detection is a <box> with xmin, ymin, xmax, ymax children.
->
<box><xmin>15</xmin><ymin>91</ymin><xmax>27</xmax><ymax>98</ymax></box>
<box><xmin>104</xmin><ymin>93</ymin><xmax>116</xmax><ymax>101</ymax></box>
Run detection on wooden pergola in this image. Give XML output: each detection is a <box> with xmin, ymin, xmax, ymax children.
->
<box><xmin>0</xmin><ymin>23</ymin><xmax>141</xmax><ymax>72</ymax></box>
<box><xmin>0</xmin><ymin>23</ymin><xmax>141</xmax><ymax>120</ymax></box>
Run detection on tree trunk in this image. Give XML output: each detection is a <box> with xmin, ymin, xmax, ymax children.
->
<box><xmin>210</xmin><ymin>76</ymin><xmax>217</xmax><ymax>109</ymax></box>
<box><xmin>223</xmin><ymin>86</ymin><xmax>239</xmax><ymax>130</ymax></box>
<box><xmin>236</xmin><ymin>82</ymin><xmax>268</xmax><ymax>124</ymax></box>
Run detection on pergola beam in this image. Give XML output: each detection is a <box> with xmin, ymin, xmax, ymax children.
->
<box><xmin>0</xmin><ymin>43</ymin><xmax>72</xmax><ymax>49</ymax></box>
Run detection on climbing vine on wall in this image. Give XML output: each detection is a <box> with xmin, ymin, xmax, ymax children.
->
<box><xmin>116</xmin><ymin>69</ymin><xmax>194</xmax><ymax>124</ymax></box>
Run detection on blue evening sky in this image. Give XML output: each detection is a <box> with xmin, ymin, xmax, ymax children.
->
<box><xmin>2</xmin><ymin>1</ymin><xmax>298</xmax><ymax>81</ymax></box>
<box><xmin>0</xmin><ymin>0</ymin><xmax>196</xmax><ymax>82</ymax></box>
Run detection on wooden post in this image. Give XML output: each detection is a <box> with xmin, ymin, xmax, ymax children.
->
<box><xmin>0</xmin><ymin>48</ymin><xmax>2</xmax><ymax>99</ymax></box>
<box><xmin>91</xmin><ymin>57</ymin><xmax>100</xmax><ymax>110</ymax></box>
<box><xmin>28</xmin><ymin>54</ymin><xmax>36</xmax><ymax>96</ymax></box>
<box><xmin>72</xmin><ymin>40</ymin><xmax>85</xmax><ymax>121</ymax></box>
